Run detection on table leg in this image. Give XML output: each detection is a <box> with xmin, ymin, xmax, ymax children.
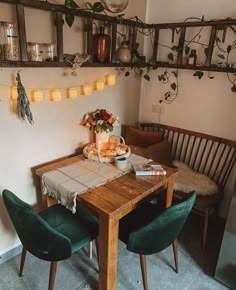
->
<box><xmin>166</xmin><ymin>176</ymin><xmax>175</xmax><ymax>208</ymax></box>
<box><xmin>98</xmin><ymin>214</ymin><xmax>119</xmax><ymax>290</ymax></box>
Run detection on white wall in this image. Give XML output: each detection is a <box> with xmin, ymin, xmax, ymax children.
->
<box><xmin>140</xmin><ymin>0</ymin><xmax>236</xmax><ymax>216</ymax></box>
<box><xmin>0</xmin><ymin>0</ymin><xmax>146</xmax><ymax>254</ymax></box>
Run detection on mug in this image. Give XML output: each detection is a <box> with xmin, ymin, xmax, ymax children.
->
<box><xmin>115</xmin><ymin>157</ymin><xmax>128</xmax><ymax>171</ymax></box>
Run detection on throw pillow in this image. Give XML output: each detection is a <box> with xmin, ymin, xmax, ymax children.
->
<box><xmin>129</xmin><ymin>139</ymin><xmax>172</xmax><ymax>167</ymax></box>
<box><xmin>125</xmin><ymin>126</ymin><xmax>163</xmax><ymax>147</ymax></box>
<box><xmin>147</xmin><ymin>139</ymin><xmax>172</xmax><ymax>166</ymax></box>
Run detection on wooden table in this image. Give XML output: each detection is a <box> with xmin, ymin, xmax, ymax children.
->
<box><xmin>36</xmin><ymin>155</ymin><xmax>178</xmax><ymax>290</ymax></box>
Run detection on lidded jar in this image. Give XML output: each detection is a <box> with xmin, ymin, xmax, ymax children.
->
<box><xmin>116</xmin><ymin>43</ymin><xmax>131</xmax><ymax>63</ymax></box>
<box><xmin>43</xmin><ymin>43</ymin><xmax>56</xmax><ymax>61</ymax></box>
<box><xmin>2</xmin><ymin>22</ymin><xmax>19</xmax><ymax>61</ymax></box>
<box><xmin>93</xmin><ymin>27</ymin><xmax>111</xmax><ymax>63</ymax></box>
<box><xmin>27</xmin><ymin>42</ymin><xmax>43</xmax><ymax>61</ymax></box>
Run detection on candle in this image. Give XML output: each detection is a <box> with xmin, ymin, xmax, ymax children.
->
<box><xmin>51</xmin><ymin>89</ymin><xmax>62</xmax><ymax>101</ymax></box>
<box><xmin>107</xmin><ymin>74</ymin><xmax>116</xmax><ymax>85</ymax></box>
<box><xmin>68</xmin><ymin>87</ymin><xmax>78</xmax><ymax>99</ymax></box>
<box><xmin>82</xmin><ymin>85</ymin><xmax>92</xmax><ymax>96</ymax></box>
<box><xmin>33</xmin><ymin>90</ymin><xmax>43</xmax><ymax>102</ymax></box>
<box><xmin>95</xmin><ymin>80</ymin><xmax>104</xmax><ymax>91</ymax></box>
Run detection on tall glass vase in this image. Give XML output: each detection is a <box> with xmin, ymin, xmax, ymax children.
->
<box><xmin>93</xmin><ymin>27</ymin><xmax>111</xmax><ymax>63</ymax></box>
<box><xmin>95</xmin><ymin>131</ymin><xmax>110</xmax><ymax>150</ymax></box>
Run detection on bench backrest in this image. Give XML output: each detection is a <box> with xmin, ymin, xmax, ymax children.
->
<box><xmin>139</xmin><ymin>123</ymin><xmax>236</xmax><ymax>189</ymax></box>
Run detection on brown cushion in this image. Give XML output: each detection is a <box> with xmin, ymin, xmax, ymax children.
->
<box><xmin>129</xmin><ymin>139</ymin><xmax>172</xmax><ymax>167</ymax></box>
<box><xmin>125</xmin><ymin>126</ymin><xmax>163</xmax><ymax>147</ymax></box>
<box><xmin>146</xmin><ymin>139</ymin><xmax>172</xmax><ymax>166</ymax></box>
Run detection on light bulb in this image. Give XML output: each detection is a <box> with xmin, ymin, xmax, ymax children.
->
<box><xmin>107</xmin><ymin>74</ymin><xmax>116</xmax><ymax>85</ymax></box>
<box><xmin>68</xmin><ymin>87</ymin><xmax>78</xmax><ymax>99</ymax></box>
<box><xmin>51</xmin><ymin>90</ymin><xmax>62</xmax><ymax>101</ymax></box>
<box><xmin>33</xmin><ymin>90</ymin><xmax>43</xmax><ymax>102</ymax></box>
<box><xmin>82</xmin><ymin>85</ymin><xmax>92</xmax><ymax>96</ymax></box>
<box><xmin>95</xmin><ymin>80</ymin><xmax>105</xmax><ymax>91</ymax></box>
<box><xmin>11</xmin><ymin>86</ymin><xmax>18</xmax><ymax>100</ymax></box>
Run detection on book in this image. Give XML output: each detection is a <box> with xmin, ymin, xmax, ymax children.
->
<box><xmin>133</xmin><ymin>163</ymin><xmax>167</xmax><ymax>176</ymax></box>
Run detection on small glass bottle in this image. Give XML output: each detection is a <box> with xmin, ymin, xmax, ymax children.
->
<box><xmin>43</xmin><ymin>43</ymin><xmax>56</xmax><ymax>61</ymax></box>
<box><xmin>188</xmin><ymin>49</ymin><xmax>197</xmax><ymax>65</ymax></box>
<box><xmin>93</xmin><ymin>27</ymin><xmax>111</xmax><ymax>63</ymax></box>
<box><xmin>2</xmin><ymin>22</ymin><xmax>19</xmax><ymax>61</ymax></box>
<box><xmin>28</xmin><ymin>42</ymin><xmax>43</xmax><ymax>61</ymax></box>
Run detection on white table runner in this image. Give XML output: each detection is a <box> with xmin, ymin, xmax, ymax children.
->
<box><xmin>42</xmin><ymin>154</ymin><xmax>150</xmax><ymax>213</ymax></box>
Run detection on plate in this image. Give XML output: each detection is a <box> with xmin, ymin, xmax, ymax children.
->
<box><xmin>83</xmin><ymin>142</ymin><xmax>131</xmax><ymax>163</ymax></box>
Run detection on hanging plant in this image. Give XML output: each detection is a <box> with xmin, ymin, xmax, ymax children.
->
<box><xmin>16</xmin><ymin>72</ymin><xmax>34</xmax><ymax>125</ymax></box>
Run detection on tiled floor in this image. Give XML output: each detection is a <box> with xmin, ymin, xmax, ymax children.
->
<box><xmin>0</xmin><ymin>213</ymin><xmax>231</xmax><ymax>290</ymax></box>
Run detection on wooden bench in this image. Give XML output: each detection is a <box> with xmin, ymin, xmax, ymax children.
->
<box><xmin>139</xmin><ymin>123</ymin><xmax>236</xmax><ymax>249</ymax></box>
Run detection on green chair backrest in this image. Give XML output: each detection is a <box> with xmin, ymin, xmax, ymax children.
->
<box><xmin>127</xmin><ymin>192</ymin><xmax>196</xmax><ymax>255</ymax></box>
<box><xmin>2</xmin><ymin>189</ymin><xmax>72</xmax><ymax>261</ymax></box>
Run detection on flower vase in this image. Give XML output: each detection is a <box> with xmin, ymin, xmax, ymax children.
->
<box><xmin>95</xmin><ymin>131</ymin><xmax>110</xmax><ymax>151</ymax></box>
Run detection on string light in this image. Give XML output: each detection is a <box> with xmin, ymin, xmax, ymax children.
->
<box><xmin>95</xmin><ymin>80</ymin><xmax>105</xmax><ymax>91</ymax></box>
<box><xmin>81</xmin><ymin>85</ymin><xmax>92</xmax><ymax>96</ymax></box>
<box><xmin>32</xmin><ymin>90</ymin><xmax>44</xmax><ymax>102</ymax></box>
<box><xmin>50</xmin><ymin>89</ymin><xmax>62</xmax><ymax>101</ymax></box>
<box><xmin>104</xmin><ymin>74</ymin><xmax>116</xmax><ymax>85</ymax></box>
<box><xmin>11</xmin><ymin>86</ymin><xmax>18</xmax><ymax>100</ymax></box>
<box><xmin>68</xmin><ymin>87</ymin><xmax>78</xmax><ymax>99</ymax></box>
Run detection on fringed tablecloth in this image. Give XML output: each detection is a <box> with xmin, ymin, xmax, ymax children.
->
<box><xmin>42</xmin><ymin>154</ymin><xmax>150</xmax><ymax>213</ymax></box>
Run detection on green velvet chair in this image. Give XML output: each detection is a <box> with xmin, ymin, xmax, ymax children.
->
<box><xmin>119</xmin><ymin>191</ymin><xmax>196</xmax><ymax>290</ymax></box>
<box><xmin>2</xmin><ymin>189</ymin><xmax>98</xmax><ymax>290</ymax></box>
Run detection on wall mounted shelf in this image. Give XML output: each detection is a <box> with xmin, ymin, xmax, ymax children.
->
<box><xmin>0</xmin><ymin>0</ymin><xmax>236</xmax><ymax>73</ymax></box>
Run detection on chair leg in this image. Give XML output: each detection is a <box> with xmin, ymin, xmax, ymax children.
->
<box><xmin>172</xmin><ymin>240</ymin><xmax>179</xmax><ymax>273</ymax></box>
<box><xmin>87</xmin><ymin>241</ymin><xmax>93</xmax><ymax>259</ymax></box>
<box><xmin>19</xmin><ymin>246</ymin><xmax>27</xmax><ymax>277</ymax></box>
<box><xmin>95</xmin><ymin>237</ymin><xmax>99</xmax><ymax>264</ymax></box>
<box><xmin>140</xmin><ymin>255</ymin><xmax>148</xmax><ymax>290</ymax></box>
<box><xmin>203</xmin><ymin>208</ymin><xmax>209</xmax><ymax>250</ymax></box>
<box><xmin>48</xmin><ymin>261</ymin><xmax>57</xmax><ymax>290</ymax></box>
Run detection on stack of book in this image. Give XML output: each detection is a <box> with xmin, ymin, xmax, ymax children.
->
<box><xmin>133</xmin><ymin>164</ymin><xmax>167</xmax><ymax>176</ymax></box>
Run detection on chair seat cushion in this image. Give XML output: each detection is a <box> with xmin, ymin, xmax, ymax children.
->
<box><xmin>119</xmin><ymin>202</ymin><xmax>161</xmax><ymax>245</ymax></box>
<box><xmin>39</xmin><ymin>204</ymin><xmax>98</xmax><ymax>253</ymax></box>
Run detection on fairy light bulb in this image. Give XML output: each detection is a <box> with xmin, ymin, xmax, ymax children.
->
<box><xmin>51</xmin><ymin>89</ymin><xmax>62</xmax><ymax>101</ymax></box>
<box><xmin>107</xmin><ymin>74</ymin><xmax>116</xmax><ymax>85</ymax></box>
<box><xmin>68</xmin><ymin>87</ymin><xmax>78</xmax><ymax>99</ymax></box>
<box><xmin>82</xmin><ymin>85</ymin><xmax>92</xmax><ymax>96</ymax></box>
<box><xmin>95</xmin><ymin>80</ymin><xmax>104</xmax><ymax>91</ymax></box>
<box><xmin>33</xmin><ymin>90</ymin><xmax>43</xmax><ymax>102</ymax></box>
<box><xmin>11</xmin><ymin>86</ymin><xmax>18</xmax><ymax>100</ymax></box>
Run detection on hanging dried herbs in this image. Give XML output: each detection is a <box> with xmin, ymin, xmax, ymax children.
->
<box><xmin>16</xmin><ymin>72</ymin><xmax>34</xmax><ymax>125</ymax></box>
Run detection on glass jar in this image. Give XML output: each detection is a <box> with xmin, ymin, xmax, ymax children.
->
<box><xmin>188</xmin><ymin>49</ymin><xmax>197</xmax><ymax>65</ymax></box>
<box><xmin>27</xmin><ymin>42</ymin><xmax>43</xmax><ymax>61</ymax></box>
<box><xmin>2</xmin><ymin>22</ymin><xmax>19</xmax><ymax>61</ymax></box>
<box><xmin>93</xmin><ymin>27</ymin><xmax>111</xmax><ymax>63</ymax></box>
<box><xmin>43</xmin><ymin>43</ymin><xmax>56</xmax><ymax>61</ymax></box>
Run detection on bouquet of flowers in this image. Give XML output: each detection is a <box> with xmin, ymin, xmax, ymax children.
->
<box><xmin>81</xmin><ymin>109</ymin><xmax>119</xmax><ymax>133</ymax></box>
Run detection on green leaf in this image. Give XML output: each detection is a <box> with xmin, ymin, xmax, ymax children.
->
<box><xmin>125</xmin><ymin>72</ymin><xmax>130</xmax><ymax>77</ymax></box>
<box><xmin>92</xmin><ymin>2</ymin><xmax>105</xmax><ymax>12</ymax></box>
<box><xmin>65</xmin><ymin>0</ymin><xmax>79</xmax><ymax>9</ymax></box>
<box><xmin>227</xmin><ymin>45</ymin><xmax>232</xmax><ymax>53</ymax></box>
<box><xmin>204</xmin><ymin>48</ymin><xmax>209</xmax><ymax>57</ymax></box>
<box><xmin>193</xmin><ymin>71</ymin><xmax>204</xmax><ymax>79</ymax></box>
<box><xmin>208</xmin><ymin>76</ymin><xmax>215</xmax><ymax>79</ymax></box>
<box><xmin>158</xmin><ymin>75</ymin><xmax>162</xmax><ymax>81</ymax></box>
<box><xmin>65</xmin><ymin>13</ymin><xmax>74</xmax><ymax>28</ymax></box>
<box><xmin>168</xmin><ymin>53</ymin><xmax>174</xmax><ymax>61</ymax></box>
<box><xmin>116</xmin><ymin>14</ymin><xmax>125</xmax><ymax>23</ymax></box>
<box><xmin>185</xmin><ymin>46</ymin><xmax>190</xmax><ymax>55</ymax></box>
<box><xmin>172</xmin><ymin>71</ymin><xmax>178</xmax><ymax>78</ymax></box>
<box><xmin>231</xmin><ymin>85</ymin><xmax>236</xmax><ymax>92</ymax></box>
<box><xmin>217</xmin><ymin>54</ymin><xmax>225</xmax><ymax>59</ymax></box>
<box><xmin>170</xmin><ymin>83</ymin><xmax>177</xmax><ymax>91</ymax></box>
<box><xmin>144</xmin><ymin>74</ymin><xmax>150</xmax><ymax>81</ymax></box>
<box><xmin>159</xmin><ymin>100</ymin><xmax>163</xmax><ymax>103</ymax></box>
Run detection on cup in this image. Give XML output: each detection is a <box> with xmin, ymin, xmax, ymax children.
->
<box><xmin>115</xmin><ymin>157</ymin><xmax>128</xmax><ymax>171</ymax></box>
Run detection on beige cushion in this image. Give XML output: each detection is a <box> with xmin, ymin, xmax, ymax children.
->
<box><xmin>129</xmin><ymin>139</ymin><xmax>172</xmax><ymax>166</ymax></box>
<box><xmin>125</xmin><ymin>126</ymin><xmax>163</xmax><ymax>148</ymax></box>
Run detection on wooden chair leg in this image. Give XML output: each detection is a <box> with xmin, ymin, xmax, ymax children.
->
<box><xmin>19</xmin><ymin>246</ymin><xmax>27</xmax><ymax>277</ymax></box>
<box><xmin>87</xmin><ymin>241</ymin><xmax>93</xmax><ymax>259</ymax></box>
<box><xmin>95</xmin><ymin>237</ymin><xmax>99</xmax><ymax>264</ymax></box>
<box><xmin>203</xmin><ymin>208</ymin><xmax>209</xmax><ymax>250</ymax></box>
<box><xmin>140</xmin><ymin>255</ymin><xmax>148</xmax><ymax>290</ymax></box>
<box><xmin>172</xmin><ymin>240</ymin><xmax>179</xmax><ymax>273</ymax></box>
<box><xmin>49</xmin><ymin>261</ymin><xmax>57</xmax><ymax>290</ymax></box>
